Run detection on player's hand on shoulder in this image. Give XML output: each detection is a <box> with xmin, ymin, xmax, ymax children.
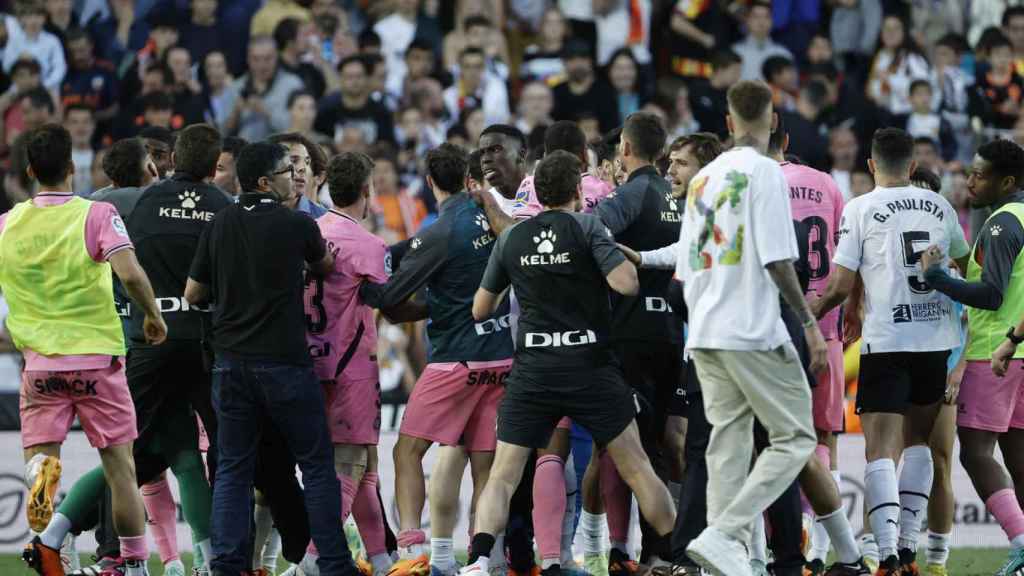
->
<box><xmin>617</xmin><ymin>243</ymin><xmax>641</xmax><ymax>266</ymax></box>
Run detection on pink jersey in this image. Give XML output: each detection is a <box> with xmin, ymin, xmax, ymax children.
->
<box><xmin>782</xmin><ymin>162</ymin><xmax>844</xmax><ymax>340</ymax></box>
<box><xmin>510</xmin><ymin>173</ymin><xmax>613</xmax><ymax>218</ymax></box>
<box><xmin>0</xmin><ymin>192</ymin><xmax>132</xmax><ymax>371</ymax></box>
<box><xmin>306</xmin><ymin>211</ymin><xmax>389</xmax><ymax>382</ymax></box>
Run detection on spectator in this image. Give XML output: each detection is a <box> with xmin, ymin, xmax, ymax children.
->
<box><xmin>446</xmin><ymin>15</ymin><xmax>510</xmax><ymax>82</ymax></box>
<box><xmin>375</xmin><ymin>0</ymin><xmax>441</xmax><ymax>104</ymax></box>
<box><xmin>442</xmin><ymin>47</ymin><xmax>509</xmax><ymax>126</ymax></box>
<box><xmin>358</xmin><ymin>28</ymin><xmax>383</xmax><ymax>55</ymax></box>
<box><xmin>64</xmin><ymin>103</ymin><xmax>96</xmax><ymax>195</ymax></box>
<box><xmin>139</xmin><ymin>125</ymin><xmax>174</xmax><ymax>179</ymax></box>
<box><xmin>250</xmin><ymin>0</ymin><xmax>310</xmax><ymax>38</ymax></box>
<box><xmin>395</xmin><ymin>105</ymin><xmax>429</xmax><ymax>185</ymax></box>
<box><xmin>828</xmin><ymin>125</ymin><xmax>859</xmax><ymax>200</ymax></box>
<box><xmin>933</xmin><ymin>33</ymin><xmax>974</xmax><ymax>164</ymax></box>
<box><xmin>902</xmin><ymin>79</ymin><xmax>957</xmax><ymax>161</ymax></box>
<box><xmin>659</xmin><ymin>78</ymin><xmax>699</xmax><ymax>139</ymax></box>
<box><xmin>227</xmin><ymin>35</ymin><xmax>305</xmax><ymax>142</ymax></box>
<box><xmin>274</xmin><ymin>17</ymin><xmax>327</xmax><ymax>100</ymax></box>
<box><xmin>972</xmin><ymin>31</ymin><xmax>1024</xmax><ymax>132</ymax></box>
<box><xmin>117</xmin><ymin>9</ymin><xmax>180</xmax><ymax>112</ymax></box>
<box><xmin>141</xmin><ymin>92</ymin><xmax>174</xmax><ymax>131</ymax></box>
<box><xmin>762</xmin><ymin>55</ymin><xmax>798</xmax><ymax>111</ymax></box>
<box><xmin>779</xmin><ymin>80</ymin><xmax>829</xmax><ymax>170</ymax></box>
<box><xmin>663</xmin><ymin>0</ymin><xmax>727</xmax><ymax>80</ymax></box>
<box><xmin>1005</xmin><ymin>6</ymin><xmax>1024</xmax><ymax>76</ymax></box>
<box><xmin>20</xmin><ymin>86</ymin><xmax>55</xmax><ymax>131</ymax></box>
<box><xmin>458</xmin><ymin>105</ymin><xmax>486</xmax><ymax>146</ymax></box>
<box><xmin>850</xmin><ymin>167</ymin><xmax>874</xmax><ymax>197</ymax></box>
<box><xmin>181</xmin><ymin>0</ymin><xmax>224</xmax><ymax>68</ymax></box>
<box><xmin>912</xmin><ymin>135</ymin><xmax>943</xmax><ymax>176</ymax></box>
<box><xmin>551</xmin><ymin>39</ymin><xmax>618</xmax><ymax>133</ymax></box>
<box><xmin>42</xmin><ymin>0</ymin><xmax>78</xmax><ymax>43</ymax></box>
<box><xmin>0</xmin><ymin>58</ymin><xmax>42</xmax><ymax>148</ymax></box>
<box><xmin>214</xmin><ymin>135</ymin><xmax>247</xmax><ymax>196</ymax></box>
<box><xmin>201</xmin><ymin>50</ymin><xmax>241</xmax><ymax>132</ymax></box>
<box><xmin>911</xmin><ymin>0</ymin><xmax>964</xmax><ymax>49</ymax></box>
<box><xmin>805</xmin><ymin>33</ymin><xmax>833</xmax><ymax>68</ymax></box>
<box><xmin>394</xmin><ymin>38</ymin><xmax>438</xmax><ymax>107</ymax></box>
<box><xmin>593</xmin><ymin>0</ymin><xmax>652</xmax><ymax>68</ymax></box>
<box><xmin>867</xmin><ymin>14</ymin><xmax>933</xmax><ymax>116</ymax></box>
<box><xmin>165</xmin><ymin>46</ymin><xmax>207</xmax><ymax>128</ymax></box>
<box><xmin>3</xmin><ymin>0</ymin><xmax>66</xmax><ymax>90</ymax></box>
<box><xmin>370</xmin><ymin>143</ymin><xmax>427</xmax><ymax>240</ymax></box>
<box><xmin>408</xmin><ymin>76</ymin><xmax>446</xmax><ymax>149</ymax></box>
<box><xmin>732</xmin><ymin>1</ymin><xmax>793</xmax><ymax>81</ymax></box>
<box><xmin>315</xmin><ymin>55</ymin><xmax>396</xmax><ymax>147</ymax></box>
<box><xmin>771</xmin><ymin>0</ymin><xmax>820</xmax><ymax>62</ymax></box>
<box><xmin>829</xmin><ymin>0</ymin><xmax>882</xmax><ymax>74</ymax></box>
<box><xmin>521</xmin><ymin>7</ymin><xmax>568</xmax><ymax>83</ymax></box>
<box><xmin>364</xmin><ymin>53</ymin><xmax>397</xmax><ymax>111</ymax></box>
<box><xmin>689</xmin><ymin>50</ymin><xmax>742</xmax><ymax>140</ymax></box>
<box><xmin>84</xmin><ymin>0</ymin><xmax>146</xmax><ymax>66</ymax></box>
<box><xmin>514</xmin><ymin>81</ymin><xmax>554</xmax><ymax>137</ymax></box>
<box><xmin>60</xmin><ymin>28</ymin><xmax>118</xmax><ymax>127</ymax></box>
<box><xmin>606</xmin><ymin>47</ymin><xmax>647</xmax><ymax>125</ymax></box>
<box><xmin>287</xmin><ymin>89</ymin><xmax>332</xmax><ymax>148</ymax></box>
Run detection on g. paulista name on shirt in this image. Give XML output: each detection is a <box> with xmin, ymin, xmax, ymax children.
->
<box><xmin>873</xmin><ymin>198</ymin><xmax>945</xmax><ymax>223</ymax></box>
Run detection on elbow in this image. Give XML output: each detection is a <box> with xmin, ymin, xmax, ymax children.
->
<box><xmin>471</xmin><ymin>301</ymin><xmax>489</xmax><ymax>322</ymax></box>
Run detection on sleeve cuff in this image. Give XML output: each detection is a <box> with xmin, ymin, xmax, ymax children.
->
<box><xmin>832</xmin><ymin>253</ymin><xmax>860</xmax><ymax>271</ymax></box>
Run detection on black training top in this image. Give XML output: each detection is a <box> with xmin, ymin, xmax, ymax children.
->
<box><xmin>481</xmin><ymin>210</ymin><xmax>625</xmax><ymax>371</ymax></box>
<box><xmin>189</xmin><ymin>191</ymin><xmax>327</xmax><ymax>365</ymax></box>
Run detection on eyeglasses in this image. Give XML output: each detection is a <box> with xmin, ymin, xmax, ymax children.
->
<box><xmin>267</xmin><ymin>165</ymin><xmax>294</xmax><ymax>178</ymax></box>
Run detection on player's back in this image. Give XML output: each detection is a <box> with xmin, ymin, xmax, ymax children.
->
<box><xmin>306</xmin><ymin>211</ymin><xmax>388</xmax><ymax>382</ymax></box>
<box><xmin>783</xmin><ymin>161</ymin><xmax>844</xmax><ymax>338</ymax></box>
<box><xmin>836</xmin><ymin>185</ymin><xmax>965</xmax><ymax>352</ymax></box>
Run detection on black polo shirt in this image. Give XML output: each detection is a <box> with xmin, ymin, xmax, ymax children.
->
<box><xmin>189</xmin><ymin>191</ymin><xmax>327</xmax><ymax>365</ymax></box>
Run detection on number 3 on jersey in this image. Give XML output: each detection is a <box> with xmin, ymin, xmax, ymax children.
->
<box><xmin>305</xmin><ymin>273</ymin><xmax>327</xmax><ymax>334</ymax></box>
<box><xmin>901</xmin><ymin>230</ymin><xmax>932</xmax><ymax>294</ymax></box>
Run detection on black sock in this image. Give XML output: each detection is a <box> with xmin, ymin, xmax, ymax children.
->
<box><xmin>469</xmin><ymin>533</ymin><xmax>496</xmax><ymax>564</ymax></box>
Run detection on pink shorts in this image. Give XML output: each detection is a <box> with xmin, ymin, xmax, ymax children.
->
<box><xmin>812</xmin><ymin>340</ymin><xmax>845</xmax><ymax>433</ymax></box>
<box><xmin>20</xmin><ymin>358</ymin><xmax>137</xmax><ymax>449</ymax></box>
<box><xmin>400</xmin><ymin>360</ymin><xmax>511</xmax><ymax>451</ymax></box>
<box><xmin>957</xmin><ymin>359</ymin><xmax>1024</xmax><ymax>432</ymax></box>
<box><xmin>323</xmin><ymin>377</ymin><xmax>381</xmax><ymax>445</ymax></box>
<box><xmin>556</xmin><ymin>417</ymin><xmax>571</xmax><ymax>430</ymax></box>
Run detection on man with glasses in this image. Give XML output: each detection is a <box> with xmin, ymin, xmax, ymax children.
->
<box><xmin>269</xmin><ymin>132</ymin><xmax>328</xmax><ymax>217</ymax></box>
<box><xmin>186</xmin><ymin>142</ymin><xmax>358</xmax><ymax>576</ymax></box>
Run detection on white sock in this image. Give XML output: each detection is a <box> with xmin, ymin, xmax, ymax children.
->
<box><xmin>263</xmin><ymin>528</ymin><xmax>281</xmax><ymax>571</ymax></box>
<box><xmin>489</xmin><ymin>534</ymin><xmax>506</xmax><ymax>569</ymax></box>
<box><xmin>253</xmin><ymin>503</ymin><xmax>274</xmax><ymax>569</ymax></box>
<box><xmin>39</xmin><ymin>513</ymin><xmax>72</xmax><ymax>550</ymax></box>
<box><xmin>898</xmin><ymin>446</ymin><xmax>933</xmax><ymax>552</ymax></box>
<box><xmin>865</xmin><ymin>458</ymin><xmax>900</xmax><ymax>560</ymax></box>
<box><xmin>562</xmin><ymin>454</ymin><xmax>578</xmax><ymax>566</ymax></box>
<box><xmin>860</xmin><ymin>533</ymin><xmax>879</xmax><ymax>564</ymax></box>
<box><xmin>196</xmin><ymin>538</ymin><xmax>211</xmax><ymax>570</ymax></box>
<box><xmin>809</xmin><ymin>472</ymin><xmax>841</xmax><ymax>562</ymax></box>
<box><xmin>301</xmin><ymin>551</ymin><xmax>321</xmax><ymax>575</ymax></box>
<box><xmin>542</xmin><ymin>558</ymin><xmax>560</xmax><ymax>569</ymax></box>
<box><xmin>925</xmin><ymin>531</ymin><xmax>950</xmax><ymax>566</ymax></box>
<box><xmin>371</xmin><ymin>552</ymin><xmax>393</xmax><ymax>573</ymax></box>
<box><xmin>1012</xmin><ymin>534</ymin><xmax>1024</xmax><ymax>550</ymax></box>
<box><xmin>582</xmin><ymin>511</ymin><xmax>607</xmax><ymax>556</ymax></box>
<box><xmin>832</xmin><ymin>470</ymin><xmax>842</xmax><ymax>491</ymax></box>
<box><xmin>749</xmin><ymin>514</ymin><xmax>767</xmax><ymax>563</ymax></box>
<box><xmin>611</xmin><ymin>541</ymin><xmax>628</xmax><ymax>555</ymax></box>
<box><xmin>818</xmin><ymin>508</ymin><xmax>859</xmax><ymax>564</ymax></box>
<box><xmin>431</xmin><ymin>538</ymin><xmax>455</xmax><ymax>570</ymax></box>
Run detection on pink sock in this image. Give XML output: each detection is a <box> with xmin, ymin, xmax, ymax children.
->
<box><xmin>397</xmin><ymin>529</ymin><xmax>426</xmax><ymax>548</ymax></box>
<box><xmin>341</xmin><ymin>475</ymin><xmax>359</xmax><ymax>522</ymax></box>
<box><xmin>141</xmin><ymin>478</ymin><xmax>179</xmax><ymax>563</ymax></box>
<box><xmin>987</xmin><ymin>489</ymin><xmax>1024</xmax><ymax>541</ymax></box>
<box><xmin>599</xmin><ymin>451</ymin><xmax>630</xmax><ymax>545</ymax></box>
<box><xmin>352</xmin><ymin>472</ymin><xmax>388</xmax><ymax>557</ymax></box>
<box><xmin>533</xmin><ymin>455</ymin><xmax>566</xmax><ymax>562</ymax></box>
<box><xmin>119</xmin><ymin>535</ymin><xmax>149</xmax><ymax>562</ymax></box>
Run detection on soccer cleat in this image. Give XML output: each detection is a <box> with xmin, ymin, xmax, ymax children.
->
<box><xmin>69</xmin><ymin>556</ymin><xmax>122</xmax><ymax>575</ymax></box>
<box><xmin>107</xmin><ymin>558</ymin><xmax>148</xmax><ymax>575</ymax></box>
<box><xmin>389</xmin><ymin>555</ymin><xmax>431</xmax><ymax>576</ymax></box>
<box><xmin>922</xmin><ymin>565</ymin><xmax>946</xmax><ymax>576</ymax></box>
<box><xmin>801</xmin><ymin>514</ymin><xmax>814</xmax><ymax>557</ymax></box>
<box><xmin>824</xmin><ymin>560</ymin><xmax>871</xmax><ymax>576</ymax></box>
<box><xmin>898</xmin><ymin>549</ymin><xmax>919</xmax><ymax>576</ymax></box>
<box><xmin>358</xmin><ymin>558</ymin><xmax>374</xmax><ymax>576</ymax></box>
<box><xmin>995</xmin><ymin>547</ymin><xmax>1024</xmax><ymax>576</ymax></box>
<box><xmin>540</xmin><ymin>567</ymin><xmax>561</xmax><ymax>576</ymax></box>
<box><xmin>873</xmin><ymin>556</ymin><xmax>900</xmax><ymax>576</ymax></box>
<box><xmin>859</xmin><ymin>536</ymin><xmax>879</xmax><ymax>574</ymax></box>
<box><xmin>804</xmin><ymin>559</ymin><xmax>826</xmax><ymax>576</ymax></box>
<box><xmin>559</xmin><ymin>567</ymin><xmax>590</xmax><ymax>576</ymax></box>
<box><xmin>458</xmin><ymin>559</ymin><xmax>488</xmax><ymax>576</ymax></box>
<box><xmin>24</xmin><ymin>536</ymin><xmax>66</xmax><ymax>576</ymax></box>
<box><xmin>649</xmin><ymin>565</ymin><xmax>702</xmax><ymax>576</ymax></box>
<box><xmin>584</xmin><ymin>554</ymin><xmax>609</xmax><ymax>576</ymax></box>
<box><xmin>251</xmin><ymin>570</ymin><xmax>271</xmax><ymax>576</ymax></box>
<box><xmin>607</xmin><ymin>549</ymin><xmax>640</xmax><ymax>576</ymax></box>
<box><xmin>26</xmin><ymin>454</ymin><xmax>62</xmax><ymax>533</ymax></box>
<box><xmin>60</xmin><ymin>533</ymin><xmax>80</xmax><ymax>573</ymax></box>
<box><xmin>191</xmin><ymin>568</ymin><xmax>210</xmax><ymax>576</ymax></box>
<box><xmin>686</xmin><ymin>527</ymin><xmax>752</xmax><ymax>576</ymax></box>
<box><xmin>506</xmin><ymin>567</ymin><xmax>540</xmax><ymax>576</ymax></box>
<box><xmin>163</xmin><ymin>559</ymin><xmax>186</xmax><ymax>576</ymax></box>
<box><xmin>430</xmin><ymin>564</ymin><xmax>461</xmax><ymax>576</ymax></box>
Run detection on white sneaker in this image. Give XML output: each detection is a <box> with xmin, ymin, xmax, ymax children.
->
<box><xmin>60</xmin><ymin>532</ymin><xmax>80</xmax><ymax>572</ymax></box>
<box><xmin>281</xmin><ymin>565</ymin><xmax>300</xmax><ymax>576</ymax></box>
<box><xmin>163</xmin><ymin>559</ymin><xmax>186</xmax><ymax>576</ymax></box>
<box><xmin>458</xmin><ymin>558</ymin><xmax>489</xmax><ymax>576</ymax></box>
<box><xmin>686</xmin><ymin>527</ymin><xmax>752</xmax><ymax>576</ymax></box>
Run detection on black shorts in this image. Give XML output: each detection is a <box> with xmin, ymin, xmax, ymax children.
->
<box><xmin>497</xmin><ymin>363</ymin><xmax>636</xmax><ymax>449</ymax></box>
<box><xmin>856</xmin><ymin>350</ymin><xmax>951</xmax><ymax>415</ymax></box>
<box><xmin>126</xmin><ymin>340</ymin><xmax>212</xmax><ymax>483</ymax></box>
<box><xmin>616</xmin><ymin>340</ymin><xmax>686</xmax><ymax>426</ymax></box>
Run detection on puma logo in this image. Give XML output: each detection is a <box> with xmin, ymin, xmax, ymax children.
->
<box><xmin>902</xmin><ymin>507</ymin><xmax>921</xmax><ymax>517</ymax></box>
<box><xmin>886</xmin><ymin>519</ymin><xmax>899</xmax><ymax>526</ymax></box>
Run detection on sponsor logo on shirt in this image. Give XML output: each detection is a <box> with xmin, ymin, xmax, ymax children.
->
<box><xmin>120</xmin><ymin>297</ymin><xmax>214</xmax><ymax>316</ymax></box>
<box><xmin>33</xmin><ymin>377</ymin><xmax>98</xmax><ymax>396</ymax></box>
<box><xmin>524</xmin><ymin>330</ymin><xmax>598</xmax><ymax>348</ymax></box>
<box><xmin>891</xmin><ymin>301</ymin><xmax>952</xmax><ymax>324</ymax></box>
<box><xmin>159</xmin><ymin>190</ymin><xmax>215</xmax><ymax>221</ymax></box>
<box><xmin>645</xmin><ymin>296</ymin><xmax>674</xmax><ymax>313</ymax></box>
<box><xmin>513</xmin><ymin>184</ymin><xmax>530</xmax><ymax>208</ymax></box>
<box><xmin>520</xmin><ymin>229</ymin><xmax>571</xmax><ymax>266</ymax></box>
<box><xmin>472</xmin><ymin>214</ymin><xmax>496</xmax><ymax>249</ymax></box>
<box><xmin>410</xmin><ymin>237</ymin><xmax>422</xmax><ymax>250</ymax></box>
<box><xmin>466</xmin><ymin>369</ymin><xmax>508</xmax><ymax>386</ymax></box>
<box><xmin>475</xmin><ymin>313</ymin><xmax>511</xmax><ymax>335</ymax></box>
<box><xmin>111</xmin><ymin>215</ymin><xmax>128</xmax><ymax>238</ymax></box>
<box><xmin>309</xmin><ymin>342</ymin><xmax>331</xmax><ymax>358</ymax></box>
<box><xmin>663</xmin><ymin>192</ymin><xmax>682</xmax><ymax>222</ymax></box>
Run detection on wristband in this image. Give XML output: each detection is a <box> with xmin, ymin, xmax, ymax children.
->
<box><xmin>1007</xmin><ymin>326</ymin><xmax>1024</xmax><ymax>346</ymax></box>
<box><xmin>802</xmin><ymin>317</ymin><xmax>817</xmax><ymax>329</ymax></box>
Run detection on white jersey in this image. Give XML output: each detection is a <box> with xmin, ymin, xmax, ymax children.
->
<box><xmin>833</xmin><ymin>185</ymin><xmax>970</xmax><ymax>354</ymax></box>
